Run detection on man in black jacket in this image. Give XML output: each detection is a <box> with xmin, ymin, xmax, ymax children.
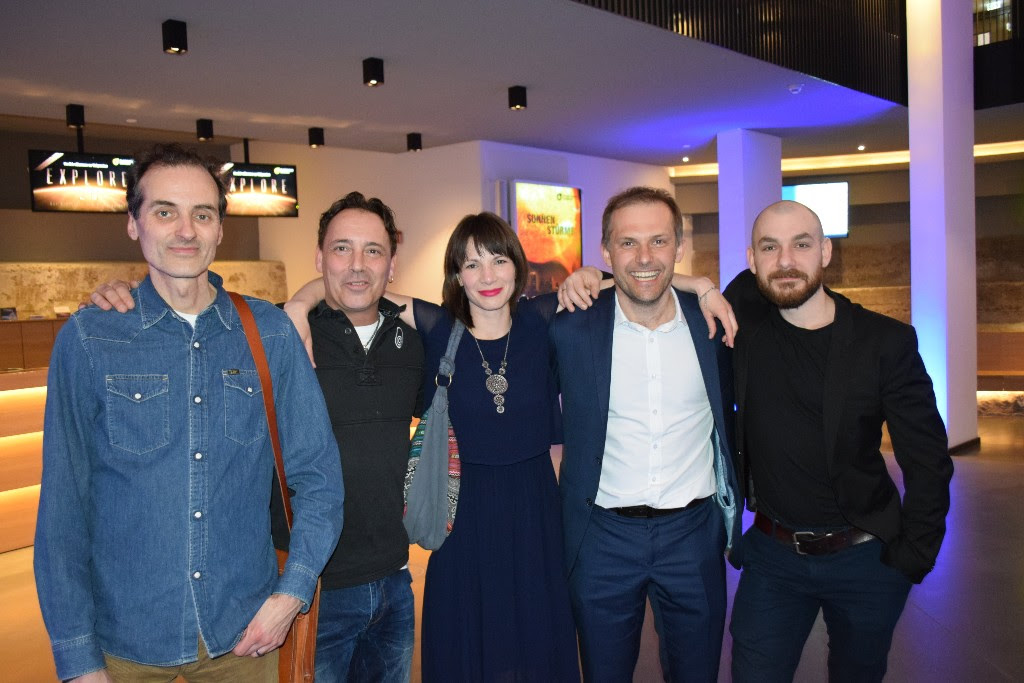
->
<box><xmin>725</xmin><ymin>200</ymin><xmax>952</xmax><ymax>683</ymax></box>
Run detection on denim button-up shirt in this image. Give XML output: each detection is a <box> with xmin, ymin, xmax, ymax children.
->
<box><xmin>34</xmin><ymin>273</ymin><xmax>344</xmax><ymax>680</ymax></box>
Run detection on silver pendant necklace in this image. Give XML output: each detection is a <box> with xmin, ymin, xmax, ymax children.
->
<box><xmin>472</xmin><ymin>324</ymin><xmax>511</xmax><ymax>414</ymax></box>
<box><xmin>361</xmin><ymin>314</ymin><xmax>382</xmax><ymax>352</ymax></box>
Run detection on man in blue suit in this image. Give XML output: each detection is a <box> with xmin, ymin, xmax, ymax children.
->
<box><xmin>550</xmin><ymin>187</ymin><xmax>741</xmax><ymax>682</ymax></box>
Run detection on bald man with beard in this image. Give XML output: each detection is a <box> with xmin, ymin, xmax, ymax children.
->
<box><xmin>724</xmin><ymin>200</ymin><xmax>953</xmax><ymax>683</ymax></box>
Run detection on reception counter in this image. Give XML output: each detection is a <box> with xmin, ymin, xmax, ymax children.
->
<box><xmin>0</xmin><ymin>260</ymin><xmax>288</xmax><ymax>370</ymax></box>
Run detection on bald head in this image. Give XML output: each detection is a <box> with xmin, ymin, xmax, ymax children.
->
<box><xmin>751</xmin><ymin>200</ymin><xmax>823</xmax><ymax>247</ymax></box>
<box><xmin>747</xmin><ymin>199</ymin><xmax>832</xmax><ymax>312</ymax></box>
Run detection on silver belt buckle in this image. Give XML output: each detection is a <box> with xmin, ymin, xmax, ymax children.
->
<box><xmin>792</xmin><ymin>530</ymin><xmax>827</xmax><ymax>555</ymax></box>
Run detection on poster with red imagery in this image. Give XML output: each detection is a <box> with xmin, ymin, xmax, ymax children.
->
<box><xmin>511</xmin><ymin>180</ymin><xmax>582</xmax><ymax>297</ymax></box>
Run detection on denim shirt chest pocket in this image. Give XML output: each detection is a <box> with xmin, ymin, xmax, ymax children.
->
<box><xmin>222</xmin><ymin>369</ymin><xmax>267</xmax><ymax>445</ymax></box>
<box><xmin>105</xmin><ymin>375</ymin><xmax>170</xmax><ymax>454</ymax></box>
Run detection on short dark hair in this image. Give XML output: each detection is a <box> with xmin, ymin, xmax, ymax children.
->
<box><xmin>126</xmin><ymin>143</ymin><xmax>227</xmax><ymax>220</ymax></box>
<box><xmin>317</xmin><ymin>191</ymin><xmax>400</xmax><ymax>255</ymax></box>
<box><xmin>601</xmin><ymin>186</ymin><xmax>683</xmax><ymax>246</ymax></box>
<box><xmin>442</xmin><ymin>212</ymin><xmax>528</xmax><ymax>329</ymax></box>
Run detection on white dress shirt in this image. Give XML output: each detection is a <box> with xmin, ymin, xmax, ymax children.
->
<box><xmin>594</xmin><ymin>291</ymin><xmax>717</xmax><ymax>510</ymax></box>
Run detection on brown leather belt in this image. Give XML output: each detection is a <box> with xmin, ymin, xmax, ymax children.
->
<box><xmin>754</xmin><ymin>512</ymin><xmax>875</xmax><ymax>556</ymax></box>
<box><xmin>611</xmin><ymin>495</ymin><xmax>711</xmax><ymax>519</ymax></box>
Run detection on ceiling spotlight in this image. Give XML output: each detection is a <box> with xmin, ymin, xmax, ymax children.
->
<box><xmin>857</xmin><ymin>144</ymin><xmax>866</xmax><ymax>151</ymax></box>
<box><xmin>363</xmin><ymin>57</ymin><xmax>384</xmax><ymax>86</ymax></box>
<box><xmin>508</xmin><ymin>85</ymin><xmax>527</xmax><ymax>110</ymax></box>
<box><xmin>196</xmin><ymin>118</ymin><xmax>214</xmax><ymax>141</ymax></box>
<box><xmin>407</xmin><ymin>132</ymin><xmax>422</xmax><ymax>152</ymax></box>
<box><xmin>162</xmin><ymin>19</ymin><xmax>188</xmax><ymax>54</ymax></box>
<box><xmin>308</xmin><ymin>127</ymin><xmax>325</xmax><ymax>148</ymax></box>
<box><xmin>682</xmin><ymin>156</ymin><xmax>690</xmax><ymax>163</ymax></box>
<box><xmin>66</xmin><ymin>103</ymin><xmax>85</xmax><ymax>129</ymax></box>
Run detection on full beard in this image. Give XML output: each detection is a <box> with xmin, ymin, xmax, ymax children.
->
<box><xmin>756</xmin><ymin>267</ymin><xmax>823</xmax><ymax>309</ymax></box>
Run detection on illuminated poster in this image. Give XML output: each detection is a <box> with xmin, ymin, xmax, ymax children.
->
<box><xmin>27</xmin><ymin>152</ymin><xmax>299</xmax><ymax>217</ymax></box>
<box><xmin>511</xmin><ymin>181</ymin><xmax>582</xmax><ymax>297</ymax></box>
<box><xmin>29</xmin><ymin>150</ymin><xmax>134</xmax><ymax>213</ymax></box>
<box><xmin>222</xmin><ymin>163</ymin><xmax>299</xmax><ymax>217</ymax></box>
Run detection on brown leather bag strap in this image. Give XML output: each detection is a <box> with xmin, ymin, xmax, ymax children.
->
<box><xmin>228</xmin><ymin>291</ymin><xmax>293</xmax><ymax>530</ymax></box>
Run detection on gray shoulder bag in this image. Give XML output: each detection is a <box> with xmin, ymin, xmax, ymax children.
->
<box><xmin>403</xmin><ymin>319</ymin><xmax>465</xmax><ymax>550</ymax></box>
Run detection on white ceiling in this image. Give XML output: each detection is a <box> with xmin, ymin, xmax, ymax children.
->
<box><xmin>1</xmin><ymin>0</ymin><xmax>1020</xmax><ymax>166</ymax></box>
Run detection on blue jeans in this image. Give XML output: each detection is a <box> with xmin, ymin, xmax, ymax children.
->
<box><xmin>730</xmin><ymin>525</ymin><xmax>913</xmax><ymax>683</ymax></box>
<box><xmin>315</xmin><ymin>568</ymin><xmax>415</xmax><ymax>683</ymax></box>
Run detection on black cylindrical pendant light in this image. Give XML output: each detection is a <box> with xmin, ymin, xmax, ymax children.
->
<box><xmin>196</xmin><ymin>118</ymin><xmax>214</xmax><ymax>141</ymax></box>
<box><xmin>162</xmin><ymin>19</ymin><xmax>188</xmax><ymax>54</ymax></box>
<box><xmin>508</xmin><ymin>85</ymin><xmax>527</xmax><ymax>110</ymax></box>
<box><xmin>363</xmin><ymin>57</ymin><xmax>384</xmax><ymax>86</ymax></box>
<box><xmin>65</xmin><ymin>104</ymin><xmax>85</xmax><ymax>128</ymax></box>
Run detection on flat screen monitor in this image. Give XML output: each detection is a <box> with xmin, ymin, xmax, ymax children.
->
<box><xmin>222</xmin><ymin>162</ymin><xmax>298</xmax><ymax>217</ymax></box>
<box><xmin>29</xmin><ymin>150</ymin><xmax>134</xmax><ymax>213</ymax></box>
<box><xmin>781</xmin><ymin>181</ymin><xmax>849</xmax><ymax>238</ymax></box>
<box><xmin>508</xmin><ymin>180</ymin><xmax>582</xmax><ymax>297</ymax></box>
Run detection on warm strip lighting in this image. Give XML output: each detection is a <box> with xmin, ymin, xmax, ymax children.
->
<box><xmin>0</xmin><ymin>484</ymin><xmax>41</xmax><ymax>552</ymax></box>
<box><xmin>668</xmin><ymin>140</ymin><xmax>1024</xmax><ymax>177</ymax></box>
<box><xmin>0</xmin><ymin>386</ymin><xmax>48</xmax><ymax>436</ymax></box>
<box><xmin>0</xmin><ymin>432</ymin><xmax>43</xmax><ymax>490</ymax></box>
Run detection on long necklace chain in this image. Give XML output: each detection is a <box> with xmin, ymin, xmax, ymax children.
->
<box><xmin>472</xmin><ymin>324</ymin><xmax>511</xmax><ymax>414</ymax></box>
<box><xmin>361</xmin><ymin>314</ymin><xmax>382</xmax><ymax>352</ymax></box>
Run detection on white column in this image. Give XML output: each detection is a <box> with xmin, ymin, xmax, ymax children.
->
<box><xmin>716</xmin><ymin>129</ymin><xmax>781</xmax><ymax>287</ymax></box>
<box><xmin>907</xmin><ymin>0</ymin><xmax>977</xmax><ymax>447</ymax></box>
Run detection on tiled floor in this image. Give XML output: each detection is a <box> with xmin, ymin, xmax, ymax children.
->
<box><xmin>4</xmin><ymin>417</ymin><xmax>1022</xmax><ymax>682</ymax></box>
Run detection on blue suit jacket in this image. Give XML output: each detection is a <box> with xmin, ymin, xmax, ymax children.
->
<box><xmin>549</xmin><ymin>287</ymin><xmax>742</xmax><ymax>573</ymax></box>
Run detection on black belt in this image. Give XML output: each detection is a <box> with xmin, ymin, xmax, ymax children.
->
<box><xmin>610</xmin><ymin>495</ymin><xmax>711</xmax><ymax>519</ymax></box>
<box><xmin>754</xmin><ymin>512</ymin><xmax>875</xmax><ymax>556</ymax></box>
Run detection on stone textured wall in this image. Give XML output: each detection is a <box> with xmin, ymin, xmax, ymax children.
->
<box><xmin>0</xmin><ymin>261</ymin><xmax>287</xmax><ymax>319</ymax></box>
<box><xmin>692</xmin><ymin>235</ymin><xmax>1024</xmax><ymax>325</ymax></box>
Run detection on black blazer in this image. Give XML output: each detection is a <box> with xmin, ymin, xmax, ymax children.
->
<box><xmin>725</xmin><ymin>270</ymin><xmax>952</xmax><ymax>583</ymax></box>
<box><xmin>550</xmin><ymin>287</ymin><xmax>742</xmax><ymax>574</ymax></box>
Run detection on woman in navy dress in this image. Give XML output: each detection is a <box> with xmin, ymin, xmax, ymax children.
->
<box><xmin>410</xmin><ymin>213</ymin><xmax>578</xmax><ymax>681</ymax></box>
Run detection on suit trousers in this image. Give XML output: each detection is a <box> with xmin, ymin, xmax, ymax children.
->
<box><xmin>730</xmin><ymin>525</ymin><xmax>913</xmax><ymax>683</ymax></box>
<box><xmin>568</xmin><ymin>499</ymin><xmax>726</xmax><ymax>683</ymax></box>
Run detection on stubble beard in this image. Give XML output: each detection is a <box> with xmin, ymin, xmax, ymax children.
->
<box><xmin>617</xmin><ymin>271</ymin><xmax>674</xmax><ymax>311</ymax></box>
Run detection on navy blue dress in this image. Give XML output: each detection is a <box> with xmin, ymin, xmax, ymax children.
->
<box><xmin>415</xmin><ymin>296</ymin><xmax>580</xmax><ymax>682</ymax></box>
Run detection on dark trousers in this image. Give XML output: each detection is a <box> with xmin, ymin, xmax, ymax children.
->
<box><xmin>730</xmin><ymin>525</ymin><xmax>913</xmax><ymax>683</ymax></box>
<box><xmin>569</xmin><ymin>500</ymin><xmax>726</xmax><ymax>683</ymax></box>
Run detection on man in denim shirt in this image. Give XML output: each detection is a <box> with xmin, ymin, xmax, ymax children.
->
<box><xmin>34</xmin><ymin>143</ymin><xmax>344</xmax><ymax>682</ymax></box>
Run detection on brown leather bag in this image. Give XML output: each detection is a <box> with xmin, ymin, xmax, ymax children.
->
<box><xmin>230</xmin><ymin>292</ymin><xmax>320</xmax><ymax>682</ymax></box>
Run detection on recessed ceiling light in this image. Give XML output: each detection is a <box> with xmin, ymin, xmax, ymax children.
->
<box><xmin>788</xmin><ymin>83</ymin><xmax>804</xmax><ymax>95</ymax></box>
<box><xmin>682</xmin><ymin>156</ymin><xmax>690</xmax><ymax>163</ymax></box>
<box><xmin>126</xmin><ymin>118</ymin><xmax>138</xmax><ymax>124</ymax></box>
<box><xmin>857</xmin><ymin>145</ymin><xmax>866</xmax><ymax>151</ymax></box>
